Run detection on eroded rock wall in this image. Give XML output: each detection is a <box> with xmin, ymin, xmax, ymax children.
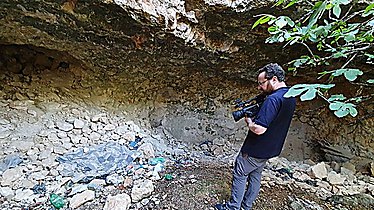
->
<box><xmin>0</xmin><ymin>0</ymin><xmax>373</xmax><ymax>168</ymax></box>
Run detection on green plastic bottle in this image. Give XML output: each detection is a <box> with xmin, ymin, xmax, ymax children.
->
<box><xmin>164</xmin><ymin>174</ymin><xmax>173</xmax><ymax>180</ymax></box>
<box><xmin>50</xmin><ymin>193</ymin><xmax>65</xmax><ymax>209</ymax></box>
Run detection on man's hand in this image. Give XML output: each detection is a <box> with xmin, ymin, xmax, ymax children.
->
<box><xmin>245</xmin><ymin>116</ymin><xmax>267</xmax><ymax>135</ymax></box>
<box><xmin>245</xmin><ymin>116</ymin><xmax>253</xmax><ymax>126</ymax></box>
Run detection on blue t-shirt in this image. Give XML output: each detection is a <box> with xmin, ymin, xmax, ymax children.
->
<box><xmin>241</xmin><ymin>87</ymin><xmax>296</xmax><ymax>159</ymax></box>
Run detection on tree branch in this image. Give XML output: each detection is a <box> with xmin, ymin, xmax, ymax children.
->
<box><xmin>341</xmin><ymin>53</ymin><xmax>357</xmax><ymax>69</ymax></box>
<box><xmin>297</xmin><ymin>41</ymin><xmax>315</xmax><ymax>58</ymax></box>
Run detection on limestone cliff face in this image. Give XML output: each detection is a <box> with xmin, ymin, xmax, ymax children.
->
<box><xmin>0</xmin><ymin>0</ymin><xmax>373</xmax><ymax>165</ymax></box>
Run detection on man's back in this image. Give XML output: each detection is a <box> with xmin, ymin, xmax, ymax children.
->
<box><xmin>241</xmin><ymin>87</ymin><xmax>296</xmax><ymax>159</ymax></box>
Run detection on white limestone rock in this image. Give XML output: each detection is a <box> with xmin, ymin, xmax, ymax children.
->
<box><xmin>69</xmin><ymin>190</ymin><xmax>95</xmax><ymax>209</ymax></box>
<box><xmin>0</xmin><ymin>186</ymin><xmax>15</xmax><ymax>199</ymax></box>
<box><xmin>103</xmin><ymin>193</ymin><xmax>131</xmax><ymax>210</ymax></box>
<box><xmin>131</xmin><ymin>179</ymin><xmax>154</xmax><ymax>202</ymax></box>
<box><xmin>138</xmin><ymin>143</ymin><xmax>155</xmax><ymax>159</ymax></box>
<box><xmin>73</xmin><ymin>119</ymin><xmax>85</xmax><ymax>129</ymax></box>
<box><xmin>309</xmin><ymin>162</ymin><xmax>328</xmax><ymax>179</ymax></box>
<box><xmin>103</xmin><ymin>124</ymin><xmax>115</xmax><ymax>131</ymax></box>
<box><xmin>89</xmin><ymin>132</ymin><xmax>101</xmax><ymax>141</ymax></box>
<box><xmin>13</xmin><ymin>189</ymin><xmax>34</xmax><ymax>202</ymax></box>
<box><xmin>10</xmin><ymin>140</ymin><xmax>34</xmax><ymax>152</ymax></box>
<box><xmin>1</xmin><ymin>167</ymin><xmax>23</xmax><ymax>186</ymax></box>
<box><xmin>327</xmin><ymin>171</ymin><xmax>346</xmax><ymax>185</ymax></box>
<box><xmin>56</xmin><ymin>121</ymin><xmax>74</xmax><ymax>132</ymax></box>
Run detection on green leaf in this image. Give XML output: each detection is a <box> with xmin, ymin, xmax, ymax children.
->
<box><xmin>275</xmin><ymin>16</ymin><xmax>288</xmax><ymax>28</ymax></box>
<box><xmin>274</xmin><ymin>0</ymin><xmax>285</xmax><ymax>7</ymax></box>
<box><xmin>300</xmin><ymin>88</ymin><xmax>318</xmax><ymax>101</ymax></box>
<box><xmin>339</xmin><ymin>0</ymin><xmax>351</xmax><ymax>5</ymax></box>
<box><xmin>349</xmin><ymin>106</ymin><xmax>358</xmax><ymax>117</ymax></box>
<box><xmin>329</xmin><ymin>101</ymin><xmax>344</xmax><ymax>110</ymax></box>
<box><xmin>292</xmin><ymin>57</ymin><xmax>310</xmax><ymax>67</ymax></box>
<box><xmin>268</xmin><ymin>26</ymin><xmax>278</xmax><ymax>33</ymax></box>
<box><xmin>331</xmin><ymin>68</ymin><xmax>363</xmax><ymax>81</ymax></box>
<box><xmin>330</xmin><ymin>101</ymin><xmax>357</xmax><ymax>117</ymax></box>
<box><xmin>326</xmin><ymin>3</ymin><xmax>333</xmax><ymax>10</ymax></box>
<box><xmin>308</xmin><ymin>2</ymin><xmax>327</xmax><ymax>29</ymax></box>
<box><xmin>364</xmin><ymin>3</ymin><xmax>374</xmax><ymax>14</ymax></box>
<box><xmin>335</xmin><ymin>107</ymin><xmax>350</xmax><ymax>117</ymax></box>
<box><xmin>350</xmin><ymin>97</ymin><xmax>363</xmax><ymax>103</ymax></box>
<box><xmin>284</xmin><ymin>32</ymin><xmax>291</xmax><ymax>39</ymax></box>
<box><xmin>284</xmin><ymin>84</ymin><xmax>308</xmax><ymax>98</ymax></box>
<box><xmin>332</xmin><ymin>52</ymin><xmax>348</xmax><ymax>58</ymax></box>
<box><xmin>332</xmin><ymin>69</ymin><xmax>346</xmax><ymax>77</ymax></box>
<box><xmin>284</xmin><ymin>84</ymin><xmax>334</xmax><ymax>99</ymax></box>
<box><xmin>333</xmin><ymin>5</ymin><xmax>341</xmax><ymax>18</ymax></box>
<box><xmin>328</xmin><ymin>94</ymin><xmax>346</xmax><ymax>102</ymax></box>
<box><xmin>285</xmin><ymin>0</ymin><xmax>298</xmax><ymax>9</ymax></box>
<box><xmin>285</xmin><ymin>16</ymin><xmax>295</xmax><ymax>27</ymax></box>
<box><xmin>318</xmin><ymin>84</ymin><xmax>335</xmax><ymax>90</ymax></box>
<box><xmin>252</xmin><ymin>15</ymin><xmax>273</xmax><ymax>29</ymax></box>
<box><xmin>344</xmin><ymin>33</ymin><xmax>355</xmax><ymax>42</ymax></box>
<box><xmin>365</xmin><ymin>53</ymin><xmax>374</xmax><ymax>59</ymax></box>
<box><xmin>312</xmin><ymin>1</ymin><xmax>323</xmax><ymax>9</ymax></box>
<box><xmin>343</xmin><ymin>69</ymin><xmax>363</xmax><ymax>81</ymax></box>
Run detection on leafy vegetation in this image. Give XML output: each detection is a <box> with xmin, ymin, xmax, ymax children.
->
<box><xmin>253</xmin><ymin>0</ymin><xmax>374</xmax><ymax>117</ymax></box>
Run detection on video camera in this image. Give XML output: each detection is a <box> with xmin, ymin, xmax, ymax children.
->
<box><xmin>232</xmin><ymin>94</ymin><xmax>266</xmax><ymax>122</ymax></box>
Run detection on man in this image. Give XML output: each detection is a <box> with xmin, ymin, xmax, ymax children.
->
<box><xmin>216</xmin><ymin>63</ymin><xmax>296</xmax><ymax>210</ymax></box>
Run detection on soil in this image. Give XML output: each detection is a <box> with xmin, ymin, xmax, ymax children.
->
<box><xmin>138</xmin><ymin>161</ymin><xmax>374</xmax><ymax>210</ymax></box>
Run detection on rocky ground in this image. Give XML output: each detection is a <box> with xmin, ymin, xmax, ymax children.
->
<box><xmin>145</xmin><ymin>162</ymin><xmax>374</xmax><ymax>210</ymax></box>
<box><xmin>0</xmin><ymin>98</ymin><xmax>373</xmax><ymax>210</ymax></box>
<box><xmin>0</xmin><ymin>61</ymin><xmax>373</xmax><ymax>209</ymax></box>
<box><xmin>70</xmin><ymin>158</ymin><xmax>374</xmax><ymax>210</ymax></box>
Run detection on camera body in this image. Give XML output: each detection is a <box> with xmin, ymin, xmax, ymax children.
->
<box><xmin>232</xmin><ymin>94</ymin><xmax>266</xmax><ymax>122</ymax></box>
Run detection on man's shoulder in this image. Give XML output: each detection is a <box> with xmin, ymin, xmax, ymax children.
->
<box><xmin>267</xmin><ymin>88</ymin><xmax>287</xmax><ymax>99</ymax></box>
<box><xmin>266</xmin><ymin>88</ymin><xmax>296</xmax><ymax>106</ymax></box>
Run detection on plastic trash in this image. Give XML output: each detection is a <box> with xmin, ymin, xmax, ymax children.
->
<box><xmin>164</xmin><ymin>174</ymin><xmax>173</xmax><ymax>181</ymax></box>
<box><xmin>149</xmin><ymin>157</ymin><xmax>165</xmax><ymax>166</ymax></box>
<box><xmin>56</xmin><ymin>142</ymin><xmax>134</xmax><ymax>182</ymax></box>
<box><xmin>87</xmin><ymin>183</ymin><xmax>102</xmax><ymax>191</ymax></box>
<box><xmin>0</xmin><ymin>154</ymin><xmax>23</xmax><ymax>172</ymax></box>
<box><xmin>50</xmin><ymin>193</ymin><xmax>65</xmax><ymax>209</ymax></box>
<box><xmin>154</xmin><ymin>163</ymin><xmax>164</xmax><ymax>172</ymax></box>
<box><xmin>32</xmin><ymin>183</ymin><xmax>46</xmax><ymax>194</ymax></box>
<box><xmin>276</xmin><ymin>168</ymin><xmax>293</xmax><ymax>177</ymax></box>
<box><xmin>129</xmin><ymin>135</ymin><xmax>142</xmax><ymax>149</ymax></box>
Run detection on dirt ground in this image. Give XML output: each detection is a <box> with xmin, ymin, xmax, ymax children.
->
<box><xmin>139</xmin><ymin>161</ymin><xmax>374</xmax><ymax>210</ymax></box>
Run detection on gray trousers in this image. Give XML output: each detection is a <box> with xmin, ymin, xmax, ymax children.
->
<box><xmin>226</xmin><ymin>152</ymin><xmax>267</xmax><ymax>210</ymax></box>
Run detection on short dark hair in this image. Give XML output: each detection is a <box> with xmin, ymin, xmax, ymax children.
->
<box><xmin>258</xmin><ymin>63</ymin><xmax>285</xmax><ymax>82</ymax></box>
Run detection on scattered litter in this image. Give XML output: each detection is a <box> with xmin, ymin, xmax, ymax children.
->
<box><xmin>0</xmin><ymin>154</ymin><xmax>23</xmax><ymax>172</ymax></box>
<box><xmin>164</xmin><ymin>174</ymin><xmax>173</xmax><ymax>181</ymax></box>
<box><xmin>129</xmin><ymin>135</ymin><xmax>142</xmax><ymax>150</ymax></box>
<box><xmin>56</xmin><ymin>142</ymin><xmax>137</xmax><ymax>183</ymax></box>
<box><xmin>32</xmin><ymin>183</ymin><xmax>46</xmax><ymax>194</ymax></box>
<box><xmin>149</xmin><ymin>157</ymin><xmax>165</xmax><ymax>166</ymax></box>
<box><xmin>50</xmin><ymin>193</ymin><xmax>65</xmax><ymax>209</ymax></box>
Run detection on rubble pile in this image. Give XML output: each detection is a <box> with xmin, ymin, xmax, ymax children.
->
<box><xmin>0</xmin><ymin>99</ymin><xmax>373</xmax><ymax>209</ymax></box>
<box><xmin>261</xmin><ymin>157</ymin><xmax>374</xmax><ymax>209</ymax></box>
<box><xmin>0</xmin><ymin>99</ymin><xmax>190</xmax><ymax>209</ymax></box>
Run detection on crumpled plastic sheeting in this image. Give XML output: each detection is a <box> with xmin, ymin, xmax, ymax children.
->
<box><xmin>0</xmin><ymin>154</ymin><xmax>23</xmax><ymax>173</ymax></box>
<box><xmin>56</xmin><ymin>142</ymin><xmax>138</xmax><ymax>183</ymax></box>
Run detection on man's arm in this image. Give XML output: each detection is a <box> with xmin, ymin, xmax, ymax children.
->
<box><xmin>245</xmin><ymin>116</ymin><xmax>267</xmax><ymax>135</ymax></box>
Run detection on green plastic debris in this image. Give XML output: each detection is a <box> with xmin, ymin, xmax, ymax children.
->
<box><xmin>149</xmin><ymin>157</ymin><xmax>165</xmax><ymax>166</ymax></box>
<box><xmin>164</xmin><ymin>174</ymin><xmax>173</xmax><ymax>180</ymax></box>
<box><xmin>50</xmin><ymin>193</ymin><xmax>65</xmax><ymax>209</ymax></box>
